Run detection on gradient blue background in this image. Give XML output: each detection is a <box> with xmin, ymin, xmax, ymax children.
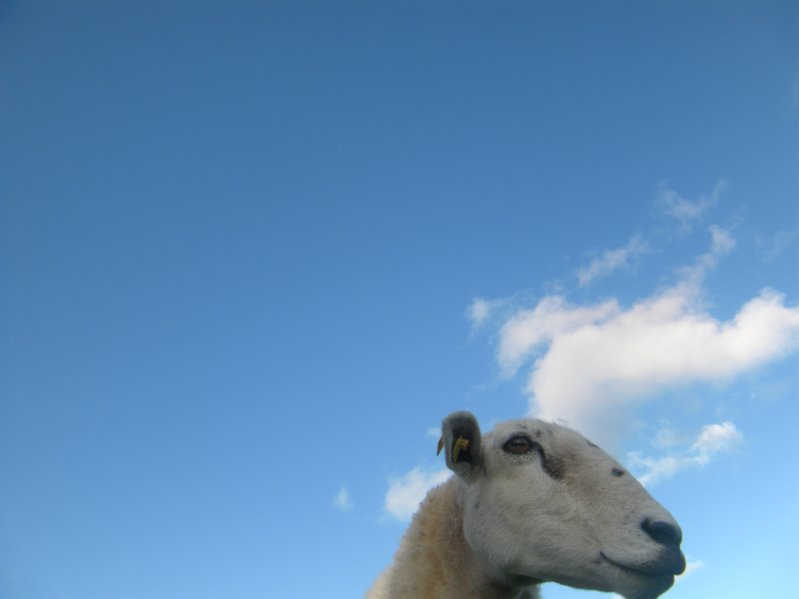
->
<box><xmin>2</xmin><ymin>2</ymin><xmax>798</xmax><ymax>598</ymax></box>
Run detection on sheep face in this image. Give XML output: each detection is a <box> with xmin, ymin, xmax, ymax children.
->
<box><xmin>440</xmin><ymin>412</ymin><xmax>685</xmax><ymax>599</ymax></box>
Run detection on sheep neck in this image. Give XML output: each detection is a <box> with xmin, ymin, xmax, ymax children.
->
<box><xmin>387</xmin><ymin>479</ymin><xmax>539</xmax><ymax>599</ymax></box>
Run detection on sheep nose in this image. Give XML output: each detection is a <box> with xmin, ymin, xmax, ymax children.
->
<box><xmin>641</xmin><ymin>517</ymin><xmax>682</xmax><ymax>546</ymax></box>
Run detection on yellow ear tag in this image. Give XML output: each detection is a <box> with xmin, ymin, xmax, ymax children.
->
<box><xmin>452</xmin><ymin>436</ymin><xmax>470</xmax><ymax>462</ymax></box>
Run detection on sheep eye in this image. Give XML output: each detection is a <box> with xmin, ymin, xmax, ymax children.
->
<box><xmin>503</xmin><ymin>436</ymin><xmax>533</xmax><ymax>455</ymax></box>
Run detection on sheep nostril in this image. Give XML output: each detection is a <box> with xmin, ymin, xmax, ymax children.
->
<box><xmin>641</xmin><ymin>518</ymin><xmax>682</xmax><ymax>546</ymax></box>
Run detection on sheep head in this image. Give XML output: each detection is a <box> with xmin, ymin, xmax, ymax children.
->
<box><xmin>438</xmin><ymin>411</ymin><xmax>685</xmax><ymax>599</ymax></box>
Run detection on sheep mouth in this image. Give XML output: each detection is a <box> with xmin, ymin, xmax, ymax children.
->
<box><xmin>600</xmin><ymin>550</ymin><xmax>685</xmax><ymax>578</ymax></box>
<box><xmin>600</xmin><ymin>553</ymin><xmax>677</xmax><ymax>598</ymax></box>
<box><xmin>599</xmin><ymin>551</ymin><xmax>681</xmax><ymax>598</ymax></box>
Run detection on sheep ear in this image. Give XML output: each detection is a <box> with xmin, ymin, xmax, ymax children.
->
<box><xmin>437</xmin><ymin>411</ymin><xmax>482</xmax><ymax>481</ymax></box>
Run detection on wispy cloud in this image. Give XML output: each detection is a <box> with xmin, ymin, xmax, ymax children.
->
<box><xmin>489</xmin><ymin>226</ymin><xmax>799</xmax><ymax>441</ymax></box>
<box><xmin>681</xmin><ymin>560</ymin><xmax>704</xmax><ymax>578</ymax></box>
<box><xmin>384</xmin><ymin>467</ymin><xmax>450</xmax><ymax>521</ymax></box>
<box><xmin>577</xmin><ymin>235</ymin><xmax>649</xmax><ymax>287</ymax></box>
<box><xmin>657</xmin><ymin>180</ymin><xmax>726</xmax><ymax>230</ymax></box>
<box><xmin>677</xmin><ymin>224</ymin><xmax>734</xmax><ymax>284</ymax></box>
<box><xmin>692</xmin><ymin>421</ymin><xmax>743</xmax><ymax>461</ymax></box>
<box><xmin>466</xmin><ymin>297</ymin><xmax>511</xmax><ymax>330</ymax></box>
<box><xmin>628</xmin><ymin>422</ymin><xmax>743</xmax><ymax>487</ymax></box>
<box><xmin>651</xmin><ymin>423</ymin><xmax>686</xmax><ymax>450</ymax></box>
<box><xmin>333</xmin><ymin>486</ymin><xmax>353</xmax><ymax>511</ymax></box>
<box><xmin>759</xmin><ymin>228</ymin><xmax>797</xmax><ymax>263</ymax></box>
<box><xmin>467</xmin><ymin>298</ymin><xmax>494</xmax><ymax>328</ymax></box>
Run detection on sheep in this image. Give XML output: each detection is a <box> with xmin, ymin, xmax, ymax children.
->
<box><xmin>366</xmin><ymin>411</ymin><xmax>685</xmax><ymax>599</ymax></box>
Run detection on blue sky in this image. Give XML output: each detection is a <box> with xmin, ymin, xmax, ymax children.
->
<box><xmin>2</xmin><ymin>2</ymin><xmax>798</xmax><ymax>598</ymax></box>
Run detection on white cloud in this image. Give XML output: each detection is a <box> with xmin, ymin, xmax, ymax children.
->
<box><xmin>426</xmin><ymin>427</ymin><xmax>441</xmax><ymax>439</ymax></box>
<box><xmin>468</xmin><ymin>298</ymin><xmax>493</xmax><ymax>328</ymax></box>
<box><xmin>577</xmin><ymin>235</ymin><xmax>648</xmax><ymax>287</ymax></box>
<box><xmin>333</xmin><ymin>486</ymin><xmax>353</xmax><ymax>511</ymax></box>
<box><xmin>385</xmin><ymin>467</ymin><xmax>450</xmax><ymax>521</ymax></box>
<box><xmin>626</xmin><ymin>454</ymin><xmax>684</xmax><ymax>487</ymax></box>
<box><xmin>681</xmin><ymin>560</ymin><xmax>704</xmax><ymax>577</ymax></box>
<box><xmin>657</xmin><ymin>180</ymin><xmax>726</xmax><ymax>230</ymax></box>
<box><xmin>691</xmin><ymin>421</ymin><xmax>743</xmax><ymax>464</ymax></box>
<box><xmin>498</xmin><ymin>295</ymin><xmax>620</xmax><ymax>377</ymax></box>
<box><xmin>490</xmin><ymin>227</ymin><xmax>799</xmax><ymax>441</ymax></box>
<box><xmin>628</xmin><ymin>421</ymin><xmax>742</xmax><ymax>487</ymax></box>
<box><xmin>466</xmin><ymin>297</ymin><xmax>511</xmax><ymax>330</ymax></box>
